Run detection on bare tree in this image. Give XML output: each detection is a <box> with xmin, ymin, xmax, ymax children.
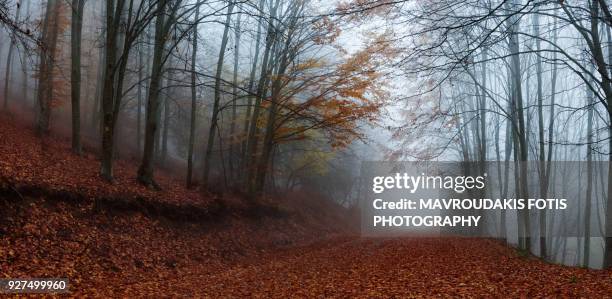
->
<box><xmin>138</xmin><ymin>0</ymin><xmax>183</xmax><ymax>187</ymax></box>
<box><xmin>201</xmin><ymin>0</ymin><xmax>235</xmax><ymax>189</ymax></box>
<box><xmin>100</xmin><ymin>0</ymin><xmax>156</xmax><ymax>180</ymax></box>
<box><xmin>70</xmin><ymin>0</ymin><xmax>86</xmax><ymax>154</ymax></box>
<box><xmin>186</xmin><ymin>1</ymin><xmax>199</xmax><ymax>188</ymax></box>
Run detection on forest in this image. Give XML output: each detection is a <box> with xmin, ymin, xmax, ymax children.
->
<box><xmin>0</xmin><ymin>0</ymin><xmax>612</xmax><ymax>296</ymax></box>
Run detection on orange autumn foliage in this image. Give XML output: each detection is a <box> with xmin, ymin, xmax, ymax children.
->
<box><xmin>267</xmin><ymin>33</ymin><xmax>395</xmax><ymax>149</ymax></box>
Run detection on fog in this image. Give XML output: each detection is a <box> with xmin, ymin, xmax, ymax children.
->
<box><xmin>1</xmin><ymin>0</ymin><xmax>612</xmax><ymax>269</ymax></box>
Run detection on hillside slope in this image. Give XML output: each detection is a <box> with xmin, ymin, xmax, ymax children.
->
<box><xmin>0</xmin><ymin>117</ymin><xmax>351</xmax><ymax>295</ymax></box>
<box><xmin>1</xmin><ymin>117</ymin><xmax>611</xmax><ymax>297</ymax></box>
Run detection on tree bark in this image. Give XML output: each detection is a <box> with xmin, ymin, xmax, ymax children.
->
<box><xmin>71</xmin><ymin>0</ymin><xmax>85</xmax><ymax>154</ymax></box>
<box><xmin>229</xmin><ymin>7</ymin><xmax>241</xmax><ymax>183</ymax></box>
<box><xmin>91</xmin><ymin>5</ymin><xmax>105</xmax><ymax>134</ymax></box>
<box><xmin>3</xmin><ymin>0</ymin><xmax>21</xmax><ymax>111</ymax></box>
<box><xmin>138</xmin><ymin>0</ymin><xmax>174</xmax><ymax>187</ymax></box>
<box><xmin>584</xmin><ymin>64</ymin><xmax>594</xmax><ymax>267</ymax></box>
<box><xmin>20</xmin><ymin>0</ymin><xmax>31</xmax><ymax>106</ymax></box>
<box><xmin>506</xmin><ymin>0</ymin><xmax>530</xmax><ymax>251</ymax></box>
<box><xmin>245</xmin><ymin>0</ymin><xmax>279</xmax><ymax>197</ymax></box>
<box><xmin>100</xmin><ymin>0</ymin><xmax>125</xmax><ymax>181</ymax></box>
<box><xmin>137</xmin><ymin>36</ymin><xmax>144</xmax><ymax>154</ymax></box>
<box><xmin>186</xmin><ymin>2</ymin><xmax>199</xmax><ymax>188</ymax></box>
<box><xmin>36</xmin><ymin>0</ymin><xmax>61</xmax><ymax>136</ymax></box>
<box><xmin>241</xmin><ymin>0</ymin><xmax>265</xmax><ymax>179</ymax></box>
<box><xmin>202</xmin><ymin>0</ymin><xmax>235</xmax><ymax>188</ymax></box>
<box><xmin>161</xmin><ymin>52</ymin><xmax>174</xmax><ymax>166</ymax></box>
<box><xmin>533</xmin><ymin>11</ymin><xmax>548</xmax><ymax>259</ymax></box>
<box><xmin>254</xmin><ymin>2</ymin><xmax>302</xmax><ymax>196</ymax></box>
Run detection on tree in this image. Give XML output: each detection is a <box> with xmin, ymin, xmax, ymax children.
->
<box><xmin>247</xmin><ymin>30</ymin><xmax>389</xmax><ymax>198</ymax></box>
<box><xmin>3</xmin><ymin>0</ymin><xmax>20</xmax><ymax>111</ymax></box>
<box><xmin>36</xmin><ymin>0</ymin><xmax>61</xmax><ymax>136</ymax></box>
<box><xmin>186</xmin><ymin>1</ymin><xmax>200</xmax><ymax>188</ymax></box>
<box><xmin>584</xmin><ymin>61</ymin><xmax>595</xmax><ymax>267</ymax></box>
<box><xmin>0</xmin><ymin>0</ymin><xmax>35</xmax><ymax>44</ymax></box>
<box><xmin>100</xmin><ymin>0</ymin><xmax>156</xmax><ymax>181</ymax></box>
<box><xmin>558</xmin><ymin>0</ymin><xmax>612</xmax><ymax>268</ymax></box>
<box><xmin>240</xmin><ymin>0</ymin><xmax>265</xmax><ymax>182</ymax></box>
<box><xmin>228</xmin><ymin>5</ymin><xmax>241</xmax><ymax>182</ymax></box>
<box><xmin>201</xmin><ymin>0</ymin><xmax>235</xmax><ymax>189</ymax></box>
<box><xmin>244</xmin><ymin>0</ymin><xmax>279</xmax><ymax>197</ymax></box>
<box><xmin>70</xmin><ymin>0</ymin><xmax>86</xmax><ymax>154</ymax></box>
<box><xmin>254</xmin><ymin>0</ymin><xmax>303</xmax><ymax>197</ymax></box>
<box><xmin>138</xmin><ymin>0</ymin><xmax>183</xmax><ymax>187</ymax></box>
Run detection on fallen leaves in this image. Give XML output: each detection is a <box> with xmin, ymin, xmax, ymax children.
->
<box><xmin>187</xmin><ymin>238</ymin><xmax>612</xmax><ymax>298</ymax></box>
<box><xmin>0</xmin><ymin>196</ymin><xmax>343</xmax><ymax>297</ymax></box>
<box><xmin>1</xmin><ymin>117</ymin><xmax>611</xmax><ymax>297</ymax></box>
<box><xmin>0</xmin><ymin>117</ymin><xmax>216</xmax><ymax>211</ymax></box>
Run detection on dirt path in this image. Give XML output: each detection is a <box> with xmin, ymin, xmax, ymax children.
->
<box><xmin>3</xmin><ymin>195</ymin><xmax>612</xmax><ymax>297</ymax></box>
<box><xmin>109</xmin><ymin>238</ymin><xmax>612</xmax><ymax>298</ymax></box>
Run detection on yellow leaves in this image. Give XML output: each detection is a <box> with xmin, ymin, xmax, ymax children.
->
<box><xmin>292</xmin><ymin>149</ymin><xmax>335</xmax><ymax>176</ymax></box>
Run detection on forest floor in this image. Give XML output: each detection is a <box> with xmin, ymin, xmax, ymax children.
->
<box><xmin>1</xmin><ymin>117</ymin><xmax>612</xmax><ymax>297</ymax></box>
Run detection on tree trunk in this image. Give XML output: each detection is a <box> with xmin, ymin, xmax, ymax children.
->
<box><xmin>545</xmin><ymin>10</ymin><xmax>558</xmax><ymax>255</ymax></box>
<box><xmin>584</xmin><ymin>67</ymin><xmax>594</xmax><ymax>268</ymax></box>
<box><xmin>534</xmin><ymin>12</ymin><xmax>547</xmax><ymax>259</ymax></box>
<box><xmin>137</xmin><ymin>36</ymin><xmax>144</xmax><ymax>153</ymax></box>
<box><xmin>186</xmin><ymin>2</ymin><xmax>199</xmax><ymax>188</ymax></box>
<box><xmin>20</xmin><ymin>0</ymin><xmax>31</xmax><ymax>106</ymax></box>
<box><xmin>241</xmin><ymin>0</ymin><xmax>265</xmax><ymax>179</ymax></box>
<box><xmin>36</xmin><ymin>0</ymin><xmax>61</xmax><ymax>136</ymax></box>
<box><xmin>138</xmin><ymin>0</ymin><xmax>170</xmax><ymax>187</ymax></box>
<box><xmin>506</xmin><ymin>0</ymin><xmax>530</xmax><ymax>251</ymax></box>
<box><xmin>202</xmin><ymin>0</ymin><xmax>235</xmax><ymax>188</ymax></box>
<box><xmin>3</xmin><ymin>0</ymin><xmax>21</xmax><ymax>111</ymax></box>
<box><xmin>161</xmin><ymin>56</ymin><xmax>173</xmax><ymax>166</ymax></box>
<box><xmin>254</xmin><ymin>2</ymin><xmax>301</xmax><ymax>196</ymax></box>
<box><xmin>71</xmin><ymin>0</ymin><xmax>85</xmax><ymax>154</ymax></box>
<box><xmin>245</xmin><ymin>0</ymin><xmax>279</xmax><ymax>197</ymax></box>
<box><xmin>502</xmin><ymin>112</ymin><xmax>513</xmax><ymax>242</ymax></box>
<box><xmin>100</xmin><ymin>0</ymin><xmax>125</xmax><ymax>181</ymax></box>
<box><xmin>229</xmin><ymin>8</ymin><xmax>241</xmax><ymax>183</ymax></box>
<box><xmin>91</xmin><ymin>0</ymin><xmax>106</xmax><ymax>133</ymax></box>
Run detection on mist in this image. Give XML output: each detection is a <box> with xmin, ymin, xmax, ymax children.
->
<box><xmin>1</xmin><ymin>0</ymin><xmax>612</xmax><ymax>296</ymax></box>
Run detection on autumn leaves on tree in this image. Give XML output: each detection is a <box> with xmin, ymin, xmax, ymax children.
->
<box><xmin>14</xmin><ymin>0</ymin><xmax>388</xmax><ymax>200</ymax></box>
